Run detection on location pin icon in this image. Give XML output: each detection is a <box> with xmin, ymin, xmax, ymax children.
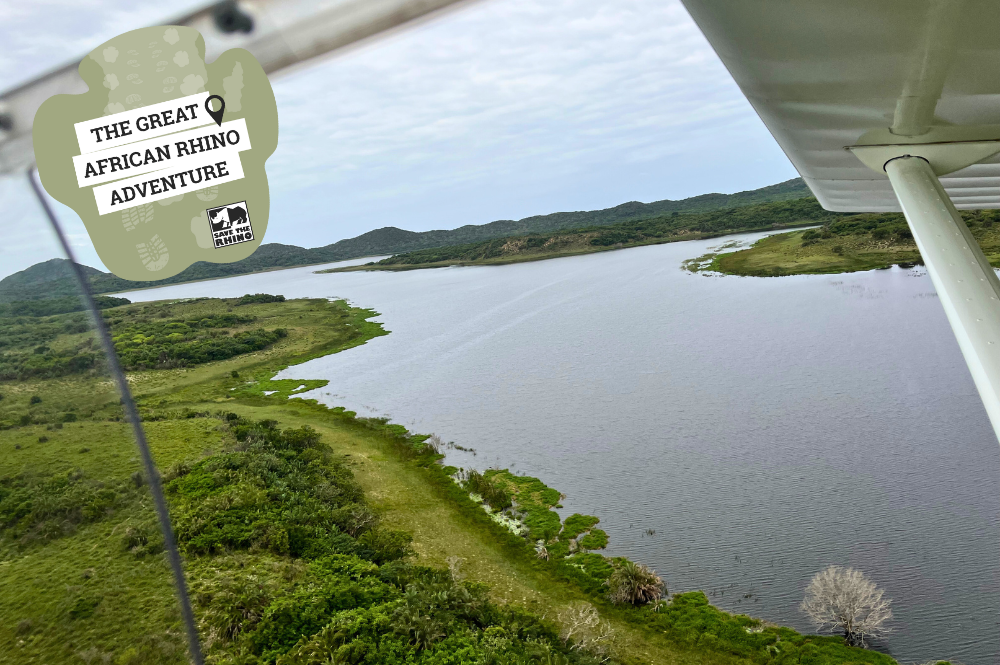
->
<box><xmin>205</xmin><ymin>95</ymin><xmax>225</xmax><ymax>126</ymax></box>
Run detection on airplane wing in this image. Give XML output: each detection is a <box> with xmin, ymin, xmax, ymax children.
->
<box><xmin>680</xmin><ymin>0</ymin><xmax>1000</xmax><ymax>212</ymax></box>
<box><xmin>0</xmin><ymin>0</ymin><xmax>472</xmax><ymax>174</ymax></box>
<box><xmin>681</xmin><ymin>0</ymin><xmax>1000</xmax><ymax>440</ymax></box>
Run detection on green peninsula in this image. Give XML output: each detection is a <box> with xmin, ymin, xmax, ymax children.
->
<box><xmin>697</xmin><ymin>209</ymin><xmax>1000</xmax><ymax>277</ymax></box>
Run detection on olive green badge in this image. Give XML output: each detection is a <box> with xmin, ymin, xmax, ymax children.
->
<box><xmin>33</xmin><ymin>26</ymin><xmax>279</xmax><ymax>281</ymax></box>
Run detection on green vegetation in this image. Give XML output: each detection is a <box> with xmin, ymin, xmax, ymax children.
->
<box><xmin>0</xmin><ymin>295</ymin><xmax>952</xmax><ymax>664</ymax></box>
<box><xmin>485</xmin><ymin>471</ymin><xmax>562</xmax><ymax>541</ymax></box>
<box><xmin>110</xmin><ymin>315</ymin><xmax>287</xmax><ymax>371</ymax></box>
<box><xmin>467</xmin><ymin>472</ymin><xmax>631</xmax><ymax>597</ymax></box>
<box><xmin>643</xmin><ymin>592</ymin><xmax>898</xmax><ymax>665</ymax></box>
<box><xmin>605</xmin><ymin>561</ymin><xmax>664</xmax><ymax>606</ymax></box>
<box><xmin>463</xmin><ymin>470</ymin><xmax>514</xmax><ymax>511</ymax></box>
<box><xmin>578</xmin><ymin>530</ymin><xmax>609</xmax><ymax>551</ymax></box>
<box><xmin>169</xmin><ymin>414</ymin><xmax>599</xmax><ymax>665</ymax></box>
<box><xmin>328</xmin><ymin>198</ymin><xmax>840</xmax><ymax>272</ymax></box>
<box><xmin>701</xmin><ymin>208</ymin><xmax>1000</xmax><ymax>277</ymax></box>
<box><xmin>0</xmin><ymin>295</ymin><xmax>129</xmax><ymax>317</ymax></box>
<box><xmin>237</xmin><ymin>294</ymin><xmax>287</xmax><ymax>306</ymax></box>
<box><xmin>561</xmin><ymin>515</ymin><xmax>600</xmax><ymax>541</ymax></box>
<box><xmin>0</xmin><ymin>298</ymin><xmax>290</xmax><ymax>381</ymax></box>
<box><xmin>0</xmin><ymin>469</ymin><xmax>140</xmax><ymax>547</ymax></box>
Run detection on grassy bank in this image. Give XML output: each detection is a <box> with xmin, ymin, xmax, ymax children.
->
<box><xmin>697</xmin><ymin>209</ymin><xmax>1000</xmax><ymax>277</ymax></box>
<box><xmin>322</xmin><ymin>198</ymin><xmax>841</xmax><ymax>272</ymax></box>
<box><xmin>0</xmin><ymin>297</ymin><xmax>946</xmax><ymax>664</ymax></box>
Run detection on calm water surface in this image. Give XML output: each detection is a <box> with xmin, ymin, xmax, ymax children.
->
<box><xmin>122</xmin><ymin>233</ymin><xmax>1000</xmax><ymax>664</ymax></box>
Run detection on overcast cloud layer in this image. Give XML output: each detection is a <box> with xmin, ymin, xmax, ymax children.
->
<box><xmin>0</xmin><ymin>0</ymin><xmax>796</xmax><ymax>279</ymax></box>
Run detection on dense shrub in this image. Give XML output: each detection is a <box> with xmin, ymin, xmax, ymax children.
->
<box><xmin>390</xmin><ymin>573</ymin><xmax>488</xmax><ymax>649</ymax></box>
<box><xmin>276</xmin><ymin>569</ymin><xmax>587</xmax><ymax>665</ymax></box>
<box><xmin>168</xmin><ymin>418</ymin><xmax>371</xmax><ymax>558</ymax></box>
<box><xmin>357</xmin><ymin>529</ymin><xmax>414</xmax><ymax>565</ymax></box>
<box><xmin>0</xmin><ymin>294</ymin><xmax>129</xmax><ymax>318</ymax></box>
<box><xmin>167</xmin><ymin>418</ymin><xmax>609</xmax><ymax>665</ymax></box>
<box><xmin>605</xmin><ymin>560</ymin><xmax>664</xmax><ymax>605</ymax></box>
<box><xmin>0</xmin><ymin>470</ymin><xmax>134</xmax><ymax>545</ymax></box>
<box><xmin>590</xmin><ymin>230</ymin><xmax>642</xmax><ymax>246</ymax></box>
<box><xmin>114</xmin><ymin>323</ymin><xmax>287</xmax><ymax>370</ymax></box>
<box><xmin>0</xmin><ymin>306</ymin><xmax>285</xmax><ymax>380</ymax></box>
<box><xmin>244</xmin><ymin>556</ymin><xmax>398</xmax><ymax>660</ymax></box>
<box><xmin>237</xmin><ymin>294</ymin><xmax>286</xmax><ymax>305</ymax></box>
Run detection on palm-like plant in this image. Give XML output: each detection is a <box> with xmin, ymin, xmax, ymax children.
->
<box><xmin>605</xmin><ymin>560</ymin><xmax>665</xmax><ymax>606</ymax></box>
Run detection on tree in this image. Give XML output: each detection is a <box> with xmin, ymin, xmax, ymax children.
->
<box><xmin>605</xmin><ymin>560</ymin><xmax>665</xmax><ymax>606</ymax></box>
<box><xmin>800</xmin><ymin>565</ymin><xmax>893</xmax><ymax>647</ymax></box>
<box><xmin>557</xmin><ymin>602</ymin><xmax>614</xmax><ymax>660</ymax></box>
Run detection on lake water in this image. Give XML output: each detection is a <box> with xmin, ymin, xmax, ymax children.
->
<box><xmin>121</xmin><ymin>233</ymin><xmax>1000</xmax><ymax>664</ymax></box>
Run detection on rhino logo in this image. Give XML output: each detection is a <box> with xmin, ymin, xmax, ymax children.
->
<box><xmin>209</xmin><ymin>203</ymin><xmax>248</xmax><ymax>232</ymax></box>
<box><xmin>207</xmin><ymin>201</ymin><xmax>253</xmax><ymax>248</ymax></box>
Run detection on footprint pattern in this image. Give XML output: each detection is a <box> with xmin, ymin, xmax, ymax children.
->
<box><xmin>87</xmin><ymin>26</ymin><xmax>207</xmax><ymax>112</ymax></box>
<box><xmin>195</xmin><ymin>186</ymin><xmax>219</xmax><ymax>202</ymax></box>
<box><xmin>136</xmin><ymin>234</ymin><xmax>169</xmax><ymax>271</ymax></box>
<box><xmin>122</xmin><ymin>203</ymin><xmax>154</xmax><ymax>231</ymax></box>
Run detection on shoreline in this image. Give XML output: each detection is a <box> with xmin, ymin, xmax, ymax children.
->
<box><xmin>238</xmin><ymin>301</ymin><xmax>929</xmax><ymax>665</ymax></box>
<box><xmin>0</xmin><ymin>294</ymin><xmax>949</xmax><ymax>663</ymax></box>
<box><xmin>319</xmin><ymin>222</ymin><xmax>828</xmax><ymax>273</ymax></box>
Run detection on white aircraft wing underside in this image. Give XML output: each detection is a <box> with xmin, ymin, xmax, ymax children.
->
<box><xmin>680</xmin><ymin>0</ymin><xmax>1000</xmax><ymax>212</ymax></box>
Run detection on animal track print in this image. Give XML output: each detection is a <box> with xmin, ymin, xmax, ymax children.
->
<box><xmin>121</xmin><ymin>203</ymin><xmax>154</xmax><ymax>231</ymax></box>
<box><xmin>136</xmin><ymin>234</ymin><xmax>169</xmax><ymax>271</ymax></box>
<box><xmin>196</xmin><ymin>186</ymin><xmax>219</xmax><ymax>202</ymax></box>
<box><xmin>89</xmin><ymin>27</ymin><xmax>207</xmax><ymax>113</ymax></box>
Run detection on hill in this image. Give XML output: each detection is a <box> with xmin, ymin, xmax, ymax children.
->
<box><xmin>333</xmin><ymin>197</ymin><xmax>841</xmax><ymax>272</ymax></box>
<box><xmin>0</xmin><ymin>179</ymin><xmax>810</xmax><ymax>301</ymax></box>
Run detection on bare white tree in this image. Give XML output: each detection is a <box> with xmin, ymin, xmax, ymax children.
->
<box><xmin>445</xmin><ymin>555</ymin><xmax>465</xmax><ymax>581</ymax></box>
<box><xmin>558</xmin><ymin>602</ymin><xmax>615</xmax><ymax>661</ymax></box>
<box><xmin>800</xmin><ymin>565</ymin><xmax>893</xmax><ymax>647</ymax></box>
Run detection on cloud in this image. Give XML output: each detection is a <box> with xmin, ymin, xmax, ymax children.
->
<box><xmin>0</xmin><ymin>0</ymin><xmax>796</xmax><ymax>279</ymax></box>
<box><xmin>0</xmin><ymin>0</ymin><xmax>207</xmax><ymax>91</ymax></box>
<box><xmin>263</xmin><ymin>0</ymin><xmax>794</xmax><ymax>243</ymax></box>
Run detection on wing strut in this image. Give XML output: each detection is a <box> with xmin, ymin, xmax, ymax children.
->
<box><xmin>885</xmin><ymin>155</ymin><xmax>1000</xmax><ymax>440</ymax></box>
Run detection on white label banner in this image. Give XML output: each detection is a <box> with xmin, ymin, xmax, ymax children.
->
<box><xmin>92</xmin><ymin>150</ymin><xmax>245</xmax><ymax>215</ymax></box>
<box><xmin>72</xmin><ymin>118</ymin><xmax>251</xmax><ymax>188</ymax></box>
<box><xmin>74</xmin><ymin>92</ymin><xmax>214</xmax><ymax>154</ymax></box>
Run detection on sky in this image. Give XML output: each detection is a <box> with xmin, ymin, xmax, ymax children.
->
<box><xmin>0</xmin><ymin>0</ymin><xmax>797</xmax><ymax>279</ymax></box>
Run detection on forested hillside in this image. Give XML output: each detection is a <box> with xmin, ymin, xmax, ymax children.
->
<box><xmin>342</xmin><ymin>197</ymin><xmax>840</xmax><ymax>270</ymax></box>
<box><xmin>1</xmin><ymin>179</ymin><xmax>810</xmax><ymax>301</ymax></box>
